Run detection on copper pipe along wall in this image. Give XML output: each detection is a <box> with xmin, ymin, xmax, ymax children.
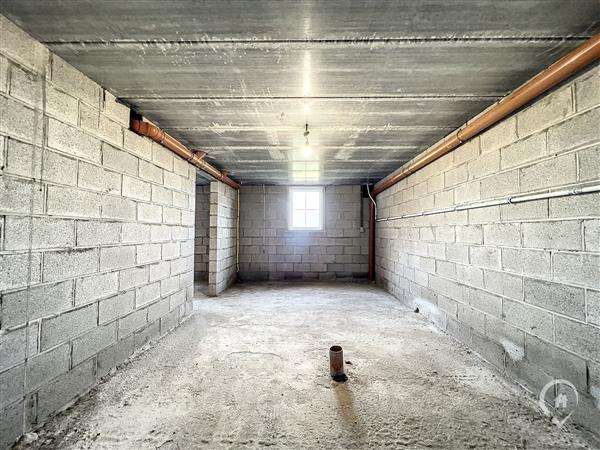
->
<box><xmin>373</xmin><ymin>33</ymin><xmax>600</xmax><ymax>197</ymax></box>
<box><xmin>130</xmin><ymin>119</ymin><xmax>240</xmax><ymax>190</ymax></box>
<box><xmin>368</xmin><ymin>33</ymin><xmax>600</xmax><ymax>281</ymax></box>
<box><xmin>368</xmin><ymin>202</ymin><xmax>376</xmax><ymax>281</ymax></box>
<box><xmin>236</xmin><ymin>189</ymin><xmax>241</xmax><ymax>273</ymax></box>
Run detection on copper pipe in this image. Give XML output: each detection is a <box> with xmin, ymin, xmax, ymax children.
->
<box><xmin>368</xmin><ymin>202</ymin><xmax>375</xmax><ymax>281</ymax></box>
<box><xmin>367</xmin><ymin>33</ymin><xmax>600</xmax><ymax>281</ymax></box>
<box><xmin>372</xmin><ymin>33</ymin><xmax>600</xmax><ymax>197</ymax></box>
<box><xmin>130</xmin><ymin>119</ymin><xmax>240</xmax><ymax>190</ymax></box>
<box><xmin>236</xmin><ymin>189</ymin><xmax>240</xmax><ymax>273</ymax></box>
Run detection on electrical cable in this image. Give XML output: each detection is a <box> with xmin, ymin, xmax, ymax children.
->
<box><xmin>366</xmin><ymin>182</ymin><xmax>377</xmax><ymax>219</ymax></box>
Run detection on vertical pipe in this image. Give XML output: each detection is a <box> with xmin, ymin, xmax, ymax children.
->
<box><xmin>329</xmin><ymin>345</ymin><xmax>347</xmax><ymax>382</ymax></box>
<box><xmin>359</xmin><ymin>186</ymin><xmax>364</xmax><ymax>229</ymax></box>
<box><xmin>368</xmin><ymin>202</ymin><xmax>375</xmax><ymax>282</ymax></box>
<box><xmin>236</xmin><ymin>189</ymin><xmax>240</xmax><ymax>273</ymax></box>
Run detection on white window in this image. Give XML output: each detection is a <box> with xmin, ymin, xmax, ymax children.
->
<box><xmin>289</xmin><ymin>187</ymin><xmax>323</xmax><ymax>230</ymax></box>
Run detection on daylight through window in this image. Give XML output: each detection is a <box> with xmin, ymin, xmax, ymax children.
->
<box><xmin>289</xmin><ymin>187</ymin><xmax>323</xmax><ymax>230</ymax></box>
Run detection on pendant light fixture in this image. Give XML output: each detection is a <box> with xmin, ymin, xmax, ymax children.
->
<box><xmin>303</xmin><ymin>123</ymin><xmax>311</xmax><ymax>159</ymax></box>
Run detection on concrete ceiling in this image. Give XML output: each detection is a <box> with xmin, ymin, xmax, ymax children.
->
<box><xmin>2</xmin><ymin>1</ymin><xmax>599</xmax><ymax>185</ymax></box>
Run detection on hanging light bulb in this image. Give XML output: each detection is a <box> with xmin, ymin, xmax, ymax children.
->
<box><xmin>302</xmin><ymin>123</ymin><xmax>311</xmax><ymax>159</ymax></box>
<box><xmin>303</xmin><ymin>141</ymin><xmax>312</xmax><ymax>159</ymax></box>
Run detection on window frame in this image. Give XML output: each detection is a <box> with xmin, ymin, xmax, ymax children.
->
<box><xmin>288</xmin><ymin>186</ymin><xmax>324</xmax><ymax>231</ymax></box>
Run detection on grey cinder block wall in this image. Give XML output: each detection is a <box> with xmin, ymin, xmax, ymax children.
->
<box><xmin>194</xmin><ymin>184</ymin><xmax>210</xmax><ymax>280</ymax></box>
<box><xmin>208</xmin><ymin>181</ymin><xmax>238</xmax><ymax>296</ymax></box>
<box><xmin>375</xmin><ymin>63</ymin><xmax>600</xmax><ymax>435</ymax></box>
<box><xmin>238</xmin><ymin>185</ymin><xmax>369</xmax><ymax>281</ymax></box>
<box><xmin>0</xmin><ymin>17</ymin><xmax>196</xmax><ymax>448</ymax></box>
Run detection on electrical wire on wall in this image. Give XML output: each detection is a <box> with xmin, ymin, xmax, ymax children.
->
<box><xmin>366</xmin><ymin>182</ymin><xmax>377</xmax><ymax>220</ymax></box>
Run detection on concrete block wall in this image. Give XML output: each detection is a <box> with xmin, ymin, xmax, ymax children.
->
<box><xmin>208</xmin><ymin>181</ymin><xmax>237</xmax><ymax>296</ymax></box>
<box><xmin>194</xmin><ymin>184</ymin><xmax>210</xmax><ymax>280</ymax></box>
<box><xmin>239</xmin><ymin>185</ymin><xmax>369</xmax><ymax>281</ymax></box>
<box><xmin>375</xmin><ymin>63</ymin><xmax>600</xmax><ymax>436</ymax></box>
<box><xmin>0</xmin><ymin>17</ymin><xmax>196</xmax><ymax>449</ymax></box>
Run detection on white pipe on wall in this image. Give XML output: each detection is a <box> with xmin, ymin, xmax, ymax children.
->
<box><xmin>376</xmin><ymin>184</ymin><xmax>600</xmax><ymax>222</ymax></box>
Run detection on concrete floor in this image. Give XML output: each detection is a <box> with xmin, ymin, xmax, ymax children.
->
<box><xmin>18</xmin><ymin>282</ymin><xmax>594</xmax><ymax>449</ymax></box>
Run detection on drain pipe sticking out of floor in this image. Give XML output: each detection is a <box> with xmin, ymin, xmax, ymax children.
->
<box><xmin>130</xmin><ymin>112</ymin><xmax>240</xmax><ymax>191</ymax></box>
<box><xmin>367</xmin><ymin>32</ymin><xmax>600</xmax><ymax>282</ymax></box>
<box><xmin>330</xmin><ymin>345</ymin><xmax>348</xmax><ymax>382</ymax></box>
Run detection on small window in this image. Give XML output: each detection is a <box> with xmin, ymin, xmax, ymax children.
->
<box><xmin>289</xmin><ymin>187</ymin><xmax>323</xmax><ymax>230</ymax></box>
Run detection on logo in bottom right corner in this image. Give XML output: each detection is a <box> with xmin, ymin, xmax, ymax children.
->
<box><xmin>539</xmin><ymin>379</ymin><xmax>580</xmax><ymax>428</ymax></box>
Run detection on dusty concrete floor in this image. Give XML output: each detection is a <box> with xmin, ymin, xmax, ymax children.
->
<box><xmin>18</xmin><ymin>282</ymin><xmax>595</xmax><ymax>449</ymax></box>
